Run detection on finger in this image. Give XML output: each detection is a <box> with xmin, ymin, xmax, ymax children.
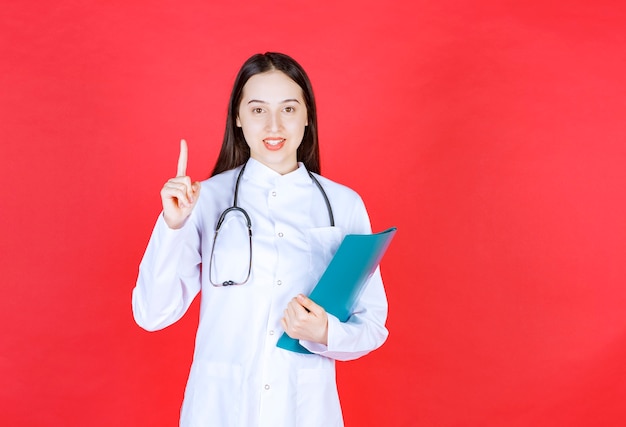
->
<box><xmin>167</xmin><ymin>176</ymin><xmax>192</xmax><ymax>188</ymax></box>
<box><xmin>296</xmin><ymin>294</ymin><xmax>319</xmax><ymax>314</ymax></box>
<box><xmin>281</xmin><ymin>316</ymin><xmax>297</xmax><ymax>339</ymax></box>
<box><xmin>285</xmin><ymin>302</ymin><xmax>298</xmax><ymax>319</ymax></box>
<box><xmin>191</xmin><ymin>181</ymin><xmax>202</xmax><ymax>199</ymax></box>
<box><xmin>161</xmin><ymin>186</ymin><xmax>190</xmax><ymax>207</ymax></box>
<box><xmin>163</xmin><ymin>178</ymin><xmax>193</xmax><ymax>200</ymax></box>
<box><xmin>176</xmin><ymin>139</ymin><xmax>188</xmax><ymax>177</ymax></box>
<box><xmin>168</xmin><ymin>174</ymin><xmax>193</xmax><ymax>204</ymax></box>
<box><xmin>163</xmin><ymin>180</ymin><xmax>191</xmax><ymax>197</ymax></box>
<box><xmin>286</xmin><ymin>302</ymin><xmax>309</xmax><ymax>325</ymax></box>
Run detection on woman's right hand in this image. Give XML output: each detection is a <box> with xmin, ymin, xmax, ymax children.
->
<box><xmin>160</xmin><ymin>139</ymin><xmax>201</xmax><ymax>229</ymax></box>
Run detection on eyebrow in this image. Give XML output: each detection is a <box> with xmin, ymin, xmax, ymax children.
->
<box><xmin>247</xmin><ymin>99</ymin><xmax>301</xmax><ymax>104</ymax></box>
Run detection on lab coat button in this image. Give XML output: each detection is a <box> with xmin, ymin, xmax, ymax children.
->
<box><xmin>264</xmin><ymin>384</ymin><xmax>270</xmax><ymax>390</ymax></box>
<box><xmin>271</xmin><ymin>191</ymin><xmax>277</xmax><ymax>197</ymax></box>
<box><xmin>269</xmin><ymin>330</ymin><xmax>274</xmax><ymax>335</ymax></box>
<box><xmin>278</xmin><ymin>232</ymin><xmax>284</xmax><ymax>237</ymax></box>
<box><xmin>276</xmin><ymin>280</ymin><xmax>282</xmax><ymax>286</ymax></box>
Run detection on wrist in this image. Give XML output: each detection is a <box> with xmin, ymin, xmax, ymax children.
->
<box><xmin>163</xmin><ymin>212</ymin><xmax>186</xmax><ymax>229</ymax></box>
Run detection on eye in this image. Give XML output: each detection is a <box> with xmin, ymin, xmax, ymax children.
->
<box><xmin>252</xmin><ymin>107</ymin><xmax>264</xmax><ymax>114</ymax></box>
<box><xmin>283</xmin><ymin>106</ymin><xmax>295</xmax><ymax>113</ymax></box>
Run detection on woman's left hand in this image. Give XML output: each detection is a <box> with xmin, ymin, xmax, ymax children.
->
<box><xmin>281</xmin><ymin>294</ymin><xmax>328</xmax><ymax>345</ymax></box>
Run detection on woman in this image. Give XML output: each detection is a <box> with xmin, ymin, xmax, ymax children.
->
<box><xmin>132</xmin><ymin>52</ymin><xmax>388</xmax><ymax>427</ymax></box>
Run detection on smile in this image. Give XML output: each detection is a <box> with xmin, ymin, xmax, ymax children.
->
<box><xmin>263</xmin><ymin>138</ymin><xmax>286</xmax><ymax>150</ymax></box>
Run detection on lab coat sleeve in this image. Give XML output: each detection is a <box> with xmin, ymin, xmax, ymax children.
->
<box><xmin>300</xmin><ymin>193</ymin><xmax>389</xmax><ymax>361</ymax></box>
<box><xmin>301</xmin><ymin>268</ymin><xmax>389</xmax><ymax>361</ymax></box>
<box><xmin>132</xmin><ymin>212</ymin><xmax>202</xmax><ymax>331</ymax></box>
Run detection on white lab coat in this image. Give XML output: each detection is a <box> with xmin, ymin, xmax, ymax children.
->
<box><xmin>132</xmin><ymin>158</ymin><xmax>388</xmax><ymax>427</ymax></box>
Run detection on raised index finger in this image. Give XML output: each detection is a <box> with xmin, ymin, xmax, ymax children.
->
<box><xmin>177</xmin><ymin>139</ymin><xmax>188</xmax><ymax>177</ymax></box>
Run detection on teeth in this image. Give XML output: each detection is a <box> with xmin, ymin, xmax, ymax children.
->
<box><xmin>265</xmin><ymin>139</ymin><xmax>284</xmax><ymax>146</ymax></box>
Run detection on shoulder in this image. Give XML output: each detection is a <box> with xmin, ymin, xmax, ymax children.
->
<box><xmin>310</xmin><ymin>173</ymin><xmax>362</xmax><ymax>203</ymax></box>
<box><xmin>200</xmin><ymin>166</ymin><xmax>240</xmax><ymax>190</ymax></box>
<box><xmin>192</xmin><ymin>167</ymin><xmax>242</xmax><ymax>215</ymax></box>
<box><xmin>311</xmin><ymin>173</ymin><xmax>372</xmax><ymax>233</ymax></box>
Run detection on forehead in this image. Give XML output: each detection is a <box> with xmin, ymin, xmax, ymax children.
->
<box><xmin>240</xmin><ymin>70</ymin><xmax>304</xmax><ymax>102</ymax></box>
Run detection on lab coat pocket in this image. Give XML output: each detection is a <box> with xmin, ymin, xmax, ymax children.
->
<box><xmin>182</xmin><ymin>361</ymin><xmax>243</xmax><ymax>426</ymax></box>
<box><xmin>296</xmin><ymin>368</ymin><xmax>342</xmax><ymax>427</ymax></box>
<box><xmin>305</xmin><ymin>226</ymin><xmax>344</xmax><ymax>285</ymax></box>
<box><xmin>209</xmin><ymin>213</ymin><xmax>252</xmax><ymax>286</ymax></box>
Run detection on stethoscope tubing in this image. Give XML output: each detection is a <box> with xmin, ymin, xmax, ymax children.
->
<box><xmin>208</xmin><ymin>161</ymin><xmax>334</xmax><ymax>287</ymax></box>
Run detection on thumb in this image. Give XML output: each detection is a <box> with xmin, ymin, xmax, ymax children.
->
<box><xmin>191</xmin><ymin>181</ymin><xmax>202</xmax><ymax>196</ymax></box>
<box><xmin>297</xmin><ymin>294</ymin><xmax>323</xmax><ymax>314</ymax></box>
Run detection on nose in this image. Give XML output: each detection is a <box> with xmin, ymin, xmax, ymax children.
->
<box><xmin>266</xmin><ymin>111</ymin><xmax>282</xmax><ymax>132</ymax></box>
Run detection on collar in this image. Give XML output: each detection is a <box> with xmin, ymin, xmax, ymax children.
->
<box><xmin>242</xmin><ymin>158</ymin><xmax>311</xmax><ymax>187</ymax></box>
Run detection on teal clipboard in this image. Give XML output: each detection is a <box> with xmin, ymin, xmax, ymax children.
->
<box><xmin>276</xmin><ymin>227</ymin><xmax>397</xmax><ymax>354</ymax></box>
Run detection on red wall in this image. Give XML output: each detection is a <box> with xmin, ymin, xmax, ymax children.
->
<box><xmin>2</xmin><ymin>1</ymin><xmax>625</xmax><ymax>426</ymax></box>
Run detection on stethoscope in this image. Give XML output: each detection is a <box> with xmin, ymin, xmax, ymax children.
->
<box><xmin>208</xmin><ymin>162</ymin><xmax>335</xmax><ymax>287</ymax></box>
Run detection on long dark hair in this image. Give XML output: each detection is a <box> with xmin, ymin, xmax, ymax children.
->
<box><xmin>210</xmin><ymin>52</ymin><xmax>320</xmax><ymax>176</ymax></box>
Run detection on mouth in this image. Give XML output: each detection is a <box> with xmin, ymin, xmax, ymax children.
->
<box><xmin>263</xmin><ymin>138</ymin><xmax>285</xmax><ymax>151</ymax></box>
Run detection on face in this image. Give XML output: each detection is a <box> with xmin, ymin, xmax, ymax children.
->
<box><xmin>236</xmin><ymin>70</ymin><xmax>308</xmax><ymax>175</ymax></box>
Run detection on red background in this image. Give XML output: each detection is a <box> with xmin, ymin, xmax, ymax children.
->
<box><xmin>2</xmin><ymin>1</ymin><xmax>625</xmax><ymax>426</ymax></box>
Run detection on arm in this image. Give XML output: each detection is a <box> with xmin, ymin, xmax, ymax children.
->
<box><xmin>131</xmin><ymin>139</ymin><xmax>203</xmax><ymax>331</ymax></box>
<box><xmin>131</xmin><ymin>214</ymin><xmax>202</xmax><ymax>331</ymax></box>
<box><xmin>283</xmin><ymin>191</ymin><xmax>389</xmax><ymax>361</ymax></box>
<box><xmin>294</xmin><ymin>268</ymin><xmax>389</xmax><ymax>361</ymax></box>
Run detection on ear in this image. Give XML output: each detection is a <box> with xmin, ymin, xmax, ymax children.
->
<box><xmin>236</xmin><ymin>116</ymin><xmax>242</xmax><ymax>127</ymax></box>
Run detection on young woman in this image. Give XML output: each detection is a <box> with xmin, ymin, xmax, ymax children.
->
<box><xmin>132</xmin><ymin>52</ymin><xmax>388</xmax><ymax>427</ymax></box>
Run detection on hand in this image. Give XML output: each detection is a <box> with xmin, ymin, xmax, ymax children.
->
<box><xmin>281</xmin><ymin>294</ymin><xmax>329</xmax><ymax>345</ymax></box>
<box><xmin>160</xmin><ymin>139</ymin><xmax>201</xmax><ymax>229</ymax></box>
